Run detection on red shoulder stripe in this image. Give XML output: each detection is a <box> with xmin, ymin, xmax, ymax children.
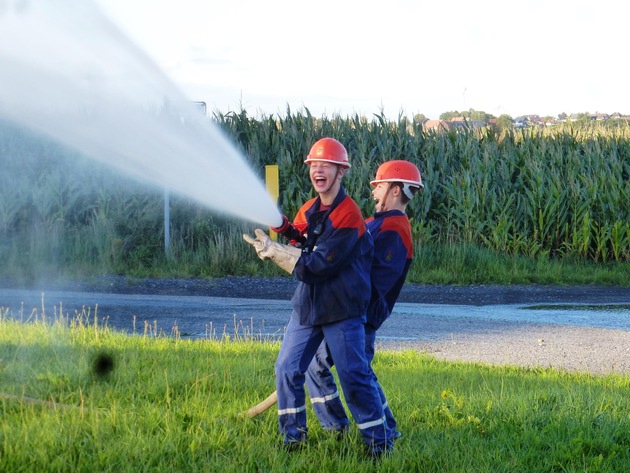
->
<box><xmin>381</xmin><ymin>215</ymin><xmax>413</xmax><ymax>258</ymax></box>
<box><xmin>292</xmin><ymin>197</ymin><xmax>317</xmax><ymax>235</ymax></box>
<box><xmin>329</xmin><ymin>196</ymin><xmax>366</xmax><ymax>237</ymax></box>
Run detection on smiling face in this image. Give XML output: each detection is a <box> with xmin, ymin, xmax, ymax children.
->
<box><xmin>371</xmin><ymin>182</ymin><xmax>391</xmax><ymax>212</ymax></box>
<box><xmin>371</xmin><ymin>181</ymin><xmax>406</xmax><ymax>213</ymax></box>
<box><xmin>309</xmin><ymin>161</ymin><xmax>344</xmax><ymax>204</ymax></box>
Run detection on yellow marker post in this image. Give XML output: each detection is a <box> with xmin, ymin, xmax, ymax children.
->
<box><xmin>265</xmin><ymin>165</ymin><xmax>280</xmax><ymax>240</ymax></box>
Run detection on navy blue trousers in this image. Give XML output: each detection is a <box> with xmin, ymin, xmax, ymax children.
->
<box><xmin>305</xmin><ymin>326</ymin><xmax>398</xmax><ymax>437</ymax></box>
<box><xmin>275</xmin><ymin>314</ymin><xmax>390</xmax><ymax>449</ymax></box>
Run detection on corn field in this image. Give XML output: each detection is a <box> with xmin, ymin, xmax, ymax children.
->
<box><xmin>216</xmin><ymin>110</ymin><xmax>630</xmax><ymax>263</ymax></box>
<box><xmin>1</xmin><ymin>112</ymin><xmax>630</xmax><ymax>281</ymax></box>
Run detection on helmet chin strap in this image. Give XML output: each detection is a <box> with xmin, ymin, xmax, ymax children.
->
<box><xmin>379</xmin><ymin>183</ymin><xmax>394</xmax><ymax>212</ymax></box>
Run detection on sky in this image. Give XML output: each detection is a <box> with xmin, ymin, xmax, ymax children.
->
<box><xmin>97</xmin><ymin>0</ymin><xmax>627</xmax><ymax>120</ymax></box>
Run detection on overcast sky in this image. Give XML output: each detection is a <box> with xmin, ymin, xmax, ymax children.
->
<box><xmin>98</xmin><ymin>0</ymin><xmax>626</xmax><ymax>120</ymax></box>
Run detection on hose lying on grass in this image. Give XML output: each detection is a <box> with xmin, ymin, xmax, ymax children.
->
<box><xmin>0</xmin><ymin>392</ymin><xmax>76</xmax><ymax>409</ymax></box>
<box><xmin>244</xmin><ymin>390</ymin><xmax>277</xmax><ymax>418</ymax></box>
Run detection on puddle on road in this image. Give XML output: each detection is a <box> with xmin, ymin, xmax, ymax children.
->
<box><xmin>523</xmin><ymin>304</ymin><xmax>630</xmax><ymax>312</ymax></box>
<box><xmin>387</xmin><ymin>302</ymin><xmax>630</xmax><ymax>338</ymax></box>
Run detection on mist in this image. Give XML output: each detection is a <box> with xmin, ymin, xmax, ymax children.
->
<box><xmin>0</xmin><ymin>0</ymin><xmax>282</xmax><ymax>228</ymax></box>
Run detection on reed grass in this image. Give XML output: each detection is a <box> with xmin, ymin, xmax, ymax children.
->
<box><xmin>1</xmin><ymin>309</ymin><xmax>628</xmax><ymax>472</ymax></box>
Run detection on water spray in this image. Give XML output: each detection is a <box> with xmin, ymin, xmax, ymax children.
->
<box><xmin>0</xmin><ymin>0</ymin><xmax>283</xmax><ymax>228</ymax></box>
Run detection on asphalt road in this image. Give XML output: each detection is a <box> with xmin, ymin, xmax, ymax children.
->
<box><xmin>2</xmin><ymin>276</ymin><xmax>630</xmax><ymax>341</ymax></box>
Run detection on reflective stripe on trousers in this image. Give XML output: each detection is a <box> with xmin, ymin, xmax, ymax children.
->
<box><xmin>305</xmin><ymin>324</ymin><xmax>398</xmax><ymax>438</ymax></box>
<box><xmin>275</xmin><ymin>314</ymin><xmax>390</xmax><ymax>447</ymax></box>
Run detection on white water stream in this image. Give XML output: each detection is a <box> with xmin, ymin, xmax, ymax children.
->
<box><xmin>0</xmin><ymin>0</ymin><xmax>282</xmax><ymax>227</ymax></box>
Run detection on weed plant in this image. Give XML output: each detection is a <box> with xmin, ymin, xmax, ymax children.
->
<box><xmin>1</xmin><ymin>308</ymin><xmax>629</xmax><ymax>472</ymax></box>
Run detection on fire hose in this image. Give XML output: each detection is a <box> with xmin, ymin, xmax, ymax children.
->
<box><xmin>243</xmin><ymin>390</ymin><xmax>277</xmax><ymax>418</ymax></box>
<box><xmin>0</xmin><ymin>392</ymin><xmax>76</xmax><ymax>409</ymax></box>
<box><xmin>240</xmin><ymin>230</ymin><xmax>299</xmax><ymax>418</ymax></box>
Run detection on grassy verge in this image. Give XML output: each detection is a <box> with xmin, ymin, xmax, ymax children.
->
<box><xmin>1</xmin><ymin>311</ymin><xmax>629</xmax><ymax>472</ymax></box>
<box><xmin>408</xmin><ymin>244</ymin><xmax>630</xmax><ymax>286</ymax></box>
<box><xmin>4</xmin><ymin>238</ymin><xmax>630</xmax><ymax>288</ymax></box>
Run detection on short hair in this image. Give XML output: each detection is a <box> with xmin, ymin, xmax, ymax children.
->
<box><xmin>392</xmin><ymin>182</ymin><xmax>420</xmax><ymax>204</ymax></box>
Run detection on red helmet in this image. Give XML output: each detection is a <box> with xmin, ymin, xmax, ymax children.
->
<box><xmin>370</xmin><ymin>160</ymin><xmax>424</xmax><ymax>198</ymax></box>
<box><xmin>304</xmin><ymin>137</ymin><xmax>351</xmax><ymax>169</ymax></box>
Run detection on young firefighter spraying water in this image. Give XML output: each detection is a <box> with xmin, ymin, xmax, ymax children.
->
<box><xmin>305</xmin><ymin>160</ymin><xmax>423</xmax><ymax>440</ymax></box>
<box><xmin>243</xmin><ymin>138</ymin><xmax>392</xmax><ymax>456</ymax></box>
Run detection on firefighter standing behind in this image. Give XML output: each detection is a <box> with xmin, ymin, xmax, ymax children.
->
<box><xmin>243</xmin><ymin>138</ymin><xmax>392</xmax><ymax>456</ymax></box>
<box><xmin>304</xmin><ymin>160</ymin><xmax>423</xmax><ymax>440</ymax></box>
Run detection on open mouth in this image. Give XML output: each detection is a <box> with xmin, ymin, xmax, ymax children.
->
<box><xmin>313</xmin><ymin>176</ymin><xmax>327</xmax><ymax>187</ymax></box>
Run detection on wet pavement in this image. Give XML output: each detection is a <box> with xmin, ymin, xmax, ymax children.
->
<box><xmin>1</xmin><ymin>288</ymin><xmax>629</xmax><ymax>341</ymax></box>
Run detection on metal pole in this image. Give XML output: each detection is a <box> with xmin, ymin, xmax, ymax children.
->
<box><xmin>164</xmin><ymin>188</ymin><xmax>170</xmax><ymax>258</ymax></box>
<box><xmin>163</xmin><ymin>101</ymin><xmax>204</xmax><ymax>258</ymax></box>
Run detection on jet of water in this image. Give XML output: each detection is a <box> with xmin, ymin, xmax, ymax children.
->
<box><xmin>0</xmin><ymin>0</ymin><xmax>283</xmax><ymax>228</ymax></box>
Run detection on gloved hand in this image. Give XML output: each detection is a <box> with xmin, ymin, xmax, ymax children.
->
<box><xmin>243</xmin><ymin>228</ymin><xmax>273</xmax><ymax>256</ymax></box>
<box><xmin>243</xmin><ymin>228</ymin><xmax>302</xmax><ymax>274</ymax></box>
<box><xmin>271</xmin><ymin>214</ymin><xmax>292</xmax><ymax>234</ymax></box>
<box><xmin>269</xmin><ymin>215</ymin><xmax>307</xmax><ymax>248</ymax></box>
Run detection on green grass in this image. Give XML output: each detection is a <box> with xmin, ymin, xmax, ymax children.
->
<box><xmin>1</xmin><ymin>311</ymin><xmax>629</xmax><ymax>472</ymax></box>
<box><xmin>4</xmin><ymin>234</ymin><xmax>630</xmax><ymax>288</ymax></box>
<box><xmin>408</xmin><ymin>244</ymin><xmax>630</xmax><ymax>286</ymax></box>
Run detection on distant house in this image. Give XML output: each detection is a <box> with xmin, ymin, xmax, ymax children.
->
<box><xmin>448</xmin><ymin>117</ymin><xmax>487</xmax><ymax>129</ymax></box>
<box><xmin>451</xmin><ymin>120</ymin><xmax>486</xmax><ymax>129</ymax></box>
<box><xmin>423</xmin><ymin>120</ymin><xmax>451</xmax><ymax>132</ymax></box>
<box><xmin>514</xmin><ymin>116</ymin><xmax>529</xmax><ymax>128</ymax></box>
<box><xmin>420</xmin><ymin>110</ymin><xmax>628</xmax><ymax>133</ymax></box>
<box><xmin>423</xmin><ymin>117</ymin><xmax>487</xmax><ymax>132</ymax></box>
<box><xmin>569</xmin><ymin>113</ymin><xmax>601</xmax><ymax>121</ymax></box>
<box><xmin>514</xmin><ymin>114</ymin><xmax>543</xmax><ymax>126</ymax></box>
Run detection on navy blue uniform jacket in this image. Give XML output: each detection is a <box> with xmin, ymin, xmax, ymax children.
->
<box><xmin>290</xmin><ymin>187</ymin><xmax>373</xmax><ymax>326</ymax></box>
<box><xmin>365</xmin><ymin>209</ymin><xmax>413</xmax><ymax>330</ymax></box>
